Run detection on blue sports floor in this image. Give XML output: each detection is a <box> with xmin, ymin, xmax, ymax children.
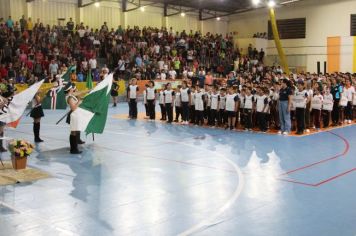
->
<box><xmin>0</xmin><ymin>104</ymin><xmax>355</xmax><ymax>236</ymax></box>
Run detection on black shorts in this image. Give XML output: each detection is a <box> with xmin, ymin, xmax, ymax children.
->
<box><xmin>111</xmin><ymin>90</ymin><xmax>118</xmax><ymax>97</ymax></box>
<box><xmin>226</xmin><ymin>111</ymin><xmax>236</xmax><ymax>117</ymax></box>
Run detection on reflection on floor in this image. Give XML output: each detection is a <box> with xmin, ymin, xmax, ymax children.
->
<box><xmin>0</xmin><ymin>104</ymin><xmax>355</xmax><ymax>236</ymax></box>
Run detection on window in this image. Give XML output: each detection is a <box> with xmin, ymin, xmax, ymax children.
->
<box><xmin>351</xmin><ymin>14</ymin><xmax>356</xmax><ymax>36</ymax></box>
<box><xmin>268</xmin><ymin>18</ymin><xmax>306</xmax><ymax>40</ymax></box>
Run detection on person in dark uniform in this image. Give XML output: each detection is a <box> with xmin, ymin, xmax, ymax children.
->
<box><xmin>30</xmin><ymin>92</ymin><xmax>44</xmax><ymax>142</ymax></box>
<box><xmin>111</xmin><ymin>79</ymin><xmax>119</xmax><ymax>107</ymax></box>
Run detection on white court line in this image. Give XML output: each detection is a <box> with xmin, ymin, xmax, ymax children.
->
<box><xmin>15</xmin><ymin>123</ymin><xmax>245</xmax><ymax>235</ymax></box>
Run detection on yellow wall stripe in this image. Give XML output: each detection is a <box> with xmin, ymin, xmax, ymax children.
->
<box><xmin>327</xmin><ymin>36</ymin><xmax>341</xmax><ymax>73</ymax></box>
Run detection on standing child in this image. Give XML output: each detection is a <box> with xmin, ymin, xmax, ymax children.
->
<box><xmin>255</xmin><ymin>87</ymin><xmax>269</xmax><ymax>132</ymax></box>
<box><xmin>204</xmin><ymin>86</ymin><xmax>212</xmax><ymax>124</ymax></box>
<box><xmin>146</xmin><ymin>80</ymin><xmax>157</xmax><ymax>120</ymax></box>
<box><xmin>127</xmin><ymin>78</ymin><xmax>139</xmax><ymax>119</ymax></box>
<box><xmin>174</xmin><ymin>85</ymin><xmax>182</xmax><ymax>122</ymax></box>
<box><xmin>190</xmin><ymin>86</ymin><xmax>196</xmax><ymax>123</ymax></box>
<box><xmin>164</xmin><ymin>83</ymin><xmax>175</xmax><ymax>123</ymax></box>
<box><xmin>294</xmin><ymin>81</ymin><xmax>308</xmax><ymax>135</ymax></box>
<box><xmin>225</xmin><ymin>86</ymin><xmax>239</xmax><ymax>130</ymax></box>
<box><xmin>143</xmin><ymin>84</ymin><xmax>149</xmax><ymax>118</ymax></box>
<box><xmin>311</xmin><ymin>88</ymin><xmax>323</xmax><ymax>131</ymax></box>
<box><xmin>159</xmin><ymin>84</ymin><xmax>167</xmax><ymax>121</ymax></box>
<box><xmin>210</xmin><ymin>86</ymin><xmax>220</xmax><ymax>127</ymax></box>
<box><xmin>343</xmin><ymin>79</ymin><xmax>355</xmax><ymax>124</ymax></box>
<box><xmin>30</xmin><ymin>92</ymin><xmax>44</xmax><ymax>142</ymax></box>
<box><xmin>180</xmin><ymin>81</ymin><xmax>191</xmax><ymax>124</ymax></box>
<box><xmin>111</xmin><ymin>79</ymin><xmax>119</xmax><ymax>107</ymax></box>
<box><xmin>243</xmin><ymin>87</ymin><xmax>255</xmax><ymax>131</ymax></box>
<box><xmin>322</xmin><ymin>87</ymin><xmax>333</xmax><ymax>128</ymax></box>
<box><xmin>194</xmin><ymin>85</ymin><xmax>205</xmax><ymax>126</ymax></box>
<box><xmin>218</xmin><ymin>88</ymin><xmax>227</xmax><ymax>126</ymax></box>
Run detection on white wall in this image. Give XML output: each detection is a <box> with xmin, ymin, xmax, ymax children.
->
<box><xmin>0</xmin><ymin>0</ymin><xmax>11</xmax><ymax>21</ymax></box>
<box><xmin>82</xmin><ymin>1</ymin><xmax>121</xmax><ymax>30</ymax></box>
<box><xmin>228</xmin><ymin>0</ymin><xmax>356</xmax><ymax>73</ymax></box>
<box><xmin>29</xmin><ymin>0</ymin><xmax>77</xmax><ymax>26</ymax></box>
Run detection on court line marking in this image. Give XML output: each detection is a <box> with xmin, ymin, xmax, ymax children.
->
<box><xmin>280</xmin><ymin>131</ymin><xmax>350</xmax><ymax>176</ymax></box>
<box><xmin>11</xmin><ymin>123</ymin><xmax>245</xmax><ymax>236</ymax></box>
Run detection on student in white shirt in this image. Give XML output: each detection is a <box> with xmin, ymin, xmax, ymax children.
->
<box><xmin>143</xmin><ymin>84</ymin><xmax>149</xmax><ymax>118</ymax></box>
<box><xmin>294</xmin><ymin>81</ymin><xmax>309</xmax><ymax>134</ymax></box>
<box><xmin>164</xmin><ymin>83</ymin><xmax>176</xmax><ymax>123</ymax></box>
<box><xmin>225</xmin><ymin>86</ymin><xmax>239</xmax><ymax>130</ymax></box>
<box><xmin>126</xmin><ymin>78</ymin><xmax>139</xmax><ymax>119</ymax></box>
<box><xmin>159</xmin><ymin>84</ymin><xmax>167</xmax><ymax>121</ymax></box>
<box><xmin>218</xmin><ymin>88</ymin><xmax>227</xmax><ymax>126</ymax></box>
<box><xmin>255</xmin><ymin>87</ymin><xmax>270</xmax><ymax>132</ymax></box>
<box><xmin>174</xmin><ymin>85</ymin><xmax>182</xmax><ymax>122</ymax></box>
<box><xmin>190</xmin><ymin>86</ymin><xmax>196</xmax><ymax>123</ymax></box>
<box><xmin>343</xmin><ymin>79</ymin><xmax>355</xmax><ymax>123</ymax></box>
<box><xmin>322</xmin><ymin>87</ymin><xmax>334</xmax><ymax>128</ymax></box>
<box><xmin>194</xmin><ymin>86</ymin><xmax>205</xmax><ymax>126</ymax></box>
<box><xmin>243</xmin><ymin>87</ymin><xmax>255</xmax><ymax>131</ymax></box>
<box><xmin>146</xmin><ymin>80</ymin><xmax>157</xmax><ymax>120</ymax></box>
<box><xmin>180</xmin><ymin>81</ymin><xmax>191</xmax><ymax>124</ymax></box>
<box><xmin>210</xmin><ymin>86</ymin><xmax>220</xmax><ymax>127</ymax></box>
<box><xmin>311</xmin><ymin>88</ymin><xmax>323</xmax><ymax>130</ymax></box>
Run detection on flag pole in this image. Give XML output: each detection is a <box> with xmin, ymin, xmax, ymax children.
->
<box><xmin>92</xmin><ymin>133</ymin><xmax>95</xmax><ymax>141</ymax></box>
<box><xmin>56</xmin><ymin>111</ymin><xmax>70</xmax><ymax>125</ymax></box>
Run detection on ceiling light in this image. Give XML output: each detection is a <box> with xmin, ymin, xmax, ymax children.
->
<box><xmin>216</xmin><ymin>17</ymin><xmax>221</xmax><ymax>21</ymax></box>
<box><xmin>252</xmin><ymin>0</ymin><xmax>260</xmax><ymax>5</ymax></box>
<box><xmin>267</xmin><ymin>0</ymin><xmax>276</xmax><ymax>8</ymax></box>
<box><xmin>94</xmin><ymin>2</ymin><xmax>100</xmax><ymax>7</ymax></box>
<box><xmin>140</xmin><ymin>6</ymin><xmax>145</xmax><ymax>12</ymax></box>
<box><xmin>180</xmin><ymin>12</ymin><xmax>186</xmax><ymax>17</ymax></box>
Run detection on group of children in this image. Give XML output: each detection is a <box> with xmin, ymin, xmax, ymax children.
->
<box><xmin>126</xmin><ymin>76</ymin><xmax>356</xmax><ymax>135</ymax></box>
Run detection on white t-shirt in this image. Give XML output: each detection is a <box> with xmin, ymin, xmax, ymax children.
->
<box><xmin>256</xmin><ymin>95</ymin><xmax>269</xmax><ymax>113</ymax></box>
<box><xmin>219</xmin><ymin>95</ymin><xmax>226</xmax><ymax>110</ymax></box>
<box><xmin>294</xmin><ymin>90</ymin><xmax>308</xmax><ymax>108</ymax></box>
<box><xmin>159</xmin><ymin>91</ymin><xmax>165</xmax><ymax>104</ymax></box>
<box><xmin>168</xmin><ymin>70</ymin><xmax>177</xmax><ymax>79</ymax></box>
<box><xmin>128</xmin><ymin>85</ymin><xmax>138</xmax><ymax>99</ymax></box>
<box><xmin>175</xmin><ymin>92</ymin><xmax>181</xmax><ymax>107</ymax></box>
<box><xmin>343</xmin><ymin>86</ymin><xmax>355</xmax><ymax>101</ymax></box>
<box><xmin>225</xmin><ymin>93</ymin><xmax>239</xmax><ymax>112</ymax></box>
<box><xmin>194</xmin><ymin>91</ymin><xmax>205</xmax><ymax>111</ymax></box>
<box><xmin>164</xmin><ymin>90</ymin><xmax>175</xmax><ymax>104</ymax></box>
<box><xmin>146</xmin><ymin>87</ymin><xmax>156</xmax><ymax>100</ymax></box>
<box><xmin>311</xmin><ymin>94</ymin><xmax>323</xmax><ymax>110</ymax></box>
<box><xmin>323</xmin><ymin>93</ymin><xmax>334</xmax><ymax>111</ymax></box>
<box><xmin>180</xmin><ymin>88</ymin><xmax>190</xmax><ymax>102</ymax></box>
<box><xmin>89</xmin><ymin>59</ymin><xmax>97</xmax><ymax>69</ymax></box>
<box><xmin>244</xmin><ymin>95</ymin><xmax>254</xmax><ymax>110</ymax></box>
<box><xmin>211</xmin><ymin>93</ymin><xmax>220</xmax><ymax>110</ymax></box>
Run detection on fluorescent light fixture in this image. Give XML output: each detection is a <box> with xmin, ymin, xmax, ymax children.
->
<box><xmin>252</xmin><ymin>0</ymin><xmax>260</xmax><ymax>6</ymax></box>
<box><xmin>180</xmin><ymin>12</ymin><xmax>186</xmax><ymax>17</ymax></box>
<box><xmin>267</xmin><ymin>0</ymin><xmax>276</xmax><ymax>8</ymax></box>
<box><xmin>140</xmin><ymin>6</ymin><xmax>145</xmax><ymax>12</ymax></box>
<box><xmin>94</xmin><ymin>2</ymin><xmax>100</xmax><ymax>7</ymax></box>
<box><xmin>280</xmin><ymin>0</ymin><xmax>300</xmax><ymax>5</ymax></box>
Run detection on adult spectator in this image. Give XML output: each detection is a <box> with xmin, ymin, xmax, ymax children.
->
<box><xmin>278</xmin><ymin>79</ymin><xmax>292</xmax><ymax>135</ymax></box>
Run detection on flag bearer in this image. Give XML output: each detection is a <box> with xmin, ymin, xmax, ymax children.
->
<box><xmin>65</xmin><ymin>83</ymin><xmax>82</xmax><ymax>154</ymax></box>
<box><xmin>30</xmin><ymin>92</ymin><xmax>44</xmax><ymax>142</ymax></box>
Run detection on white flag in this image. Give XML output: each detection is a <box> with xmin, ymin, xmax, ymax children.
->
<box><xmin>0</xmin><ymin>80</ymin><xmax>44</xmax><ymax>124</ymax></box>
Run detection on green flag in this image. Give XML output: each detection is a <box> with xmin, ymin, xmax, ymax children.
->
<box><xmin>42</xmin><ymin>86</ymin><xmax>67</xmax><ymax>110</ymax></box>
<box><xmin>61</xmin><ymin>65</ymin><xmax>76</xmax><ymax>82</ymax></box>
<box><xmin>86</xmin><ymin>71</ymin><xmax>93</xmax><ymax>89</ymax></box>
<box><xmin>72</xmin><ymin>74</ymin><xmax>113</xmax><ymax>135</ymax></box>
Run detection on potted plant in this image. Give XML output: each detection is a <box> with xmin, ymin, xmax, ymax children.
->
<box><xmin>8</xmin><ymin>139</ymin><xmax>34</xmax><ymax>170</ymax></box>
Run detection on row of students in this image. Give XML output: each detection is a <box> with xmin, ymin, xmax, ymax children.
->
<box><xmin>127</xmin><ymin>78</ymin><xmax>356</xmax><ymax>134</ymax></box>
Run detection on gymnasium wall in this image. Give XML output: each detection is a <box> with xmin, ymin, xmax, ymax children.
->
<box><xmin>0</xmin><ymin>0</ymin><xmax>227</xmax><ymax>35</ymax></box>
<box><xmin>228</xmin><ymin>0</ymin><xmax>356</xmax><ymax>73</ymax></box>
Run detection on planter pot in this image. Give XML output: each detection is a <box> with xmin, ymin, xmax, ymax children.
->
<box><xmin>11</xmin><ymin>155</ymin><xmax>28</xmax><ymax>170</ymax></box>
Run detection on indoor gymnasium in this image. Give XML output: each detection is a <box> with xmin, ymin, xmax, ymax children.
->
<box><xmin>0</xmin><ymin>0</ymin><xmax>355</xmax><ymax>235</ymax></box>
